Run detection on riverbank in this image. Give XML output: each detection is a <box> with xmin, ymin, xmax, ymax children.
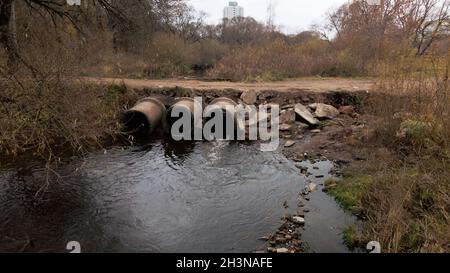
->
<box><xmin>0</xmin><ymin>77</ymin><xmax>371</xmax><ymax>253</ymax></box>
<box><xmin>2</xmin><ymin>76</ymin><xmax>448</xmax><ymax>253</ymax></box>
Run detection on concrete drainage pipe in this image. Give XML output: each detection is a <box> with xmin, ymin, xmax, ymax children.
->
<box><xmin>166</xmin><ymin>97</ymin><xmax>203</xmax><ymax>139</ymax></box>
<box><xmin>122</xmin><ymin>97</ymin><xmax>167</xmax><ymax>136</ymax></box>
<box><xmin>205</xmin><ymin>97</ymin><xmax>244</xmax><ymax>140</ymax></box>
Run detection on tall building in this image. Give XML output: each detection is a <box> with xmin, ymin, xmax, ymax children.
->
<box><xmin>66</xmin><ymin>0</ymin><xmax>81</xmax><ymax>5</ymax></box>
<box><xmin>223</xmin><ymin>1</ymin><xmax>244</xmax><ymax>20</ymax></box>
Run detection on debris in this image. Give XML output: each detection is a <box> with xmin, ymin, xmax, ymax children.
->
<box><xmin>315</xmin><ymin>103</ymin><xmax>340</xmax><ymax>119</ymax></box>
<box><xmin>276</xmin><ymin>248</ymin><xmax>290</xmax><ymax>253</ymax></box>
<box><xmin>280</xmin><ymin>109</ymin><xmax>296</xmax><ymax>124</ymax></box>
<box><xmin>292</xmin><ymin>216</ymin><xmax>305</xmax><ymax>225</ymax></box>
<box><xmin>284</xmin><ymin>140</ymin><xmax>296</xmax><ymax>148</ymax></box>
<box><xmin>295</xmin><ymin>104</ymin><xmax>319</xmax><ymax>126</ymax></box>
<box><xmin>240</xmin><ymin>90</ymin><xmax>257</xmax><ymax>105</ymax></box>
<box><xmin>307</xmin><ymin>183</ymin><xmax>318</xmax><ymax>192</ymax></box>
<box><xmin>280</xmin><ymin>124</ymin><xmax>292</xmax><ymax>131</ymax></box>
<box><xmin>308</xmin><ymin>103</ymin><xmax>318</xmax><ymax>110</ymax></box>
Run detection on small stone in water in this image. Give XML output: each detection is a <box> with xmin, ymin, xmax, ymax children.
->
<box><xmin>292</xmin><ymin>216</ymin><xmax>305</xmax><ymax>225</ymax></box>
<box><xmin>276</xmin><ymin>248</ymin><xmax>290</xmax><ymax>253</ymax></box>
<box><xmin>267</xmin><ymin>247</ymin><xmax>276</xmax><ymax>253</ymax></box>
<box><xmin>308</xmin><ymin>183</ymin><xmax>318</xmax><ymax>192</ymax></box>
<box><xmin>284</xmin><ymin>140</ymin><xmax>296</xmax><ymax>148</ymax></box>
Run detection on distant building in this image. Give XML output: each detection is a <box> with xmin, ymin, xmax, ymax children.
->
<box><xmin>66</xmin><ymin>0</ymin><xmax>81</xmax><ymax>5</ymax></box>
<box><xmin>223</xmin><ymin>1</ymin><xmax>244</xmax><ymax>20</ymax></box>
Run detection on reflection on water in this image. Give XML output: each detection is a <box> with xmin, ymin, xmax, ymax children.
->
<box><xmin>0</xmin><ymin>140</ymin><xmax>354</xmax><ymax>253</ymax></box>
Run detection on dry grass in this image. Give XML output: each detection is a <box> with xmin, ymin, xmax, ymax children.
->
<box><xmin>0</xmin><ymin>76</ymin><xmax>133</xmax><ymax>161</ymax></box>
<box><xmin>328</xmin><ymin>55</ymin><xmax>450</xmax><ymax>253</ymax></box>
<box><xmin>208</xmin><ymin>39</ymin><xmax>365</xmax><ymax>81</ymax></box>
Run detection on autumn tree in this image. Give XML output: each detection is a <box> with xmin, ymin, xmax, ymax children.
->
<box><xmin>328</xmin><ymin>0</ymin><xmax>450</xmax><ymax>59</ymax></box>
<box><xmin>0</xmin><ymin>0</ymin><xmax>190</xmax><ymax>72</ymax></box>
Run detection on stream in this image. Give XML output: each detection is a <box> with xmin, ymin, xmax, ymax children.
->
<box><xmin>0</xmin><ymin>140</ymin><xmax>355</xmax><ymax>253</ymax></box>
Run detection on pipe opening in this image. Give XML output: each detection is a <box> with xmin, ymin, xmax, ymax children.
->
<box><xmin>121</xmin><ymin>110</ymin><xmax>152</xmax><ymax>136</ymax></box>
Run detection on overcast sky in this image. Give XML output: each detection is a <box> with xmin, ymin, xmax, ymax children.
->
<box><xmin>188</xmin><ymin>0</ymin><xmax>350</xmax><ymax>34</ymax></box>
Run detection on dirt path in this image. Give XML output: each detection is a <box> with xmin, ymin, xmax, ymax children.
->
<box><xmin>84</xmin><ymin>77</ymin><xmax>374</xmax><ymax>93</ymax></box>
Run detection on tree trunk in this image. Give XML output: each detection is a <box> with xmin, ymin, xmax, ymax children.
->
<box><xmin>0</xmin><ymin>0</ymin><xmax>18</xmax><ymax>73</ymax></box>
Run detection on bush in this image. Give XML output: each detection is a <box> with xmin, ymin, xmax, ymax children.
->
<box><xmin>328</xmin><ymin>55</ymin><xmax>450</xmax><ymax>253</ymax></box>
<box><xmin>0</xmin><ymin>77</ymin><xmax>130</xmax><ymax>160</ymax></box>
<box><xmin>209</xmin><ymin>38</ymin><xmax>364</xmax><ymax>81</ymax></box>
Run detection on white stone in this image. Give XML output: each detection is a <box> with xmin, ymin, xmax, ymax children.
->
<box><xmin>284</xmin><ymin>140</ymin><xmax>296</xmax><ymax>148</ymax></box>
<box><xmin>315</xmin><ymin>103</ymin><xmax>340</xmax><ymax>119</ymax></box>
<box><xmin>293</xmin><ymin>216</ymin><xmax>305</xmax><ymax>225</ymax></box>
<box><xmin>276</xmin><ymin>248</ymin><xmax>290</xmax><ymax>253</ymax></box>
<box><xmin>295</xmin><ymin>104</ymin><xmax>319</xmax><ymax>126</ymax></box>
<box><xmin>308</xmin><ymin>183</ymin><xmax>318</xmax><ymax>192</ymax></box>
<box><xmin>240</xmin><ymin>90</ymin><xmax>257</xmax><ymax>105</ymax></box>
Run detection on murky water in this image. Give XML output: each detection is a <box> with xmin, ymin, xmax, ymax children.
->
<box><xmin>0</xmin><ymin>140</ymin><xmax>354</xmax><ymax>253</ymax></box>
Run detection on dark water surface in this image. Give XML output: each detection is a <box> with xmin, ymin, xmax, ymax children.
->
<box><xmin>0</xmin><ymin>140</ymin><xmax>354</xmax><ymax>253</ymax></box>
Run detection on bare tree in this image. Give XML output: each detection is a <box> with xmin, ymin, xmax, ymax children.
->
<box><xmin>0</xmin><ymin>0</ymin><xmax>134</xmax><ymax>72</ymax></box>
<box><xmin>327</xmin><ymin>0</ymin><xmax>450</xmax><ymax>58</ymax></box>
<box><xmin>409</xmin><ymin>0</ymin><xmax>450</xmax><ymax>56</ymax></box>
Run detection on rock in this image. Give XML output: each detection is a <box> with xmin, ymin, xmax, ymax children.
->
<box><xmin>284</xmin><ymin>140</ymin><xmax>296</xmax><ymax>148</ymax></box>
<box><xmin>276</xmin><ymin>237</ymin><xmax>287</xmax><ymax>244</ymax></box>
<box><xmin>339</xmin><ymin>105</ymin><xmax>355</xmax><ymax>115</ymax></box>
<box><xmin>297</xmin><ymin>122</ymin><xmax>309</xmax><ymax>130</ymax></box>
<box><xmin>276</xmin><ymin>248</ymin><xmax>290</xmax><ymax>253</ymax></box>
<box><xmin>296</xmin><ymin>165</ymin><xmax>308</xmax><ymax>174</ymax></box>
<box><xmin>292</xmin><ymin>216</ymin><xmax>305</xmax><ymax>225</ymax></box>
<box><xmin>280</xmin><ymin>124</ymin><xmax>292</xmax><ymax>131</ymax></box>
<box><xmin>308</xmin><ymin>103</ymin><xmax>318</xmax><ymax>110</ymax></box>
<box><xmin>310</xmin><ymin>129</ymin><xmax>321</xmax><ymax>134</ymax></box>
<box><xmin>281</xmin><ymin>104</ymin><xmax>295</xmax><ymax>110</ymax></box>
<box><xmin>315</xmin><ymin>103</ymin><xmax>340</xmax><ymax>119</ymax></box>
<box><xmin>267</xmin><ymin>247</ymin><xmax>276</xmax><ymax>253</ymax></box>
<box><xmin>240</xmin><ymin>90</ymin><xmax>257</xmax><ymax>105</ymax></box>
<box><xmin>280</xmin><ymin>109</ymin><xmax>296</xmax><ymax>124</ymax></box>
<box><xmin>308</xmin><ymin>183</ymin><xmax>318</xmax><ymax>192</ymax></box>
<box><xmin>301</xmin><ymin>96</ymin><xmax>310</xmax><ymax>103</ymax></box>
<box><xmin>295</xmin><ymin>104</ymin><xmax>319</xmax><ymax>126</ymax></box>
